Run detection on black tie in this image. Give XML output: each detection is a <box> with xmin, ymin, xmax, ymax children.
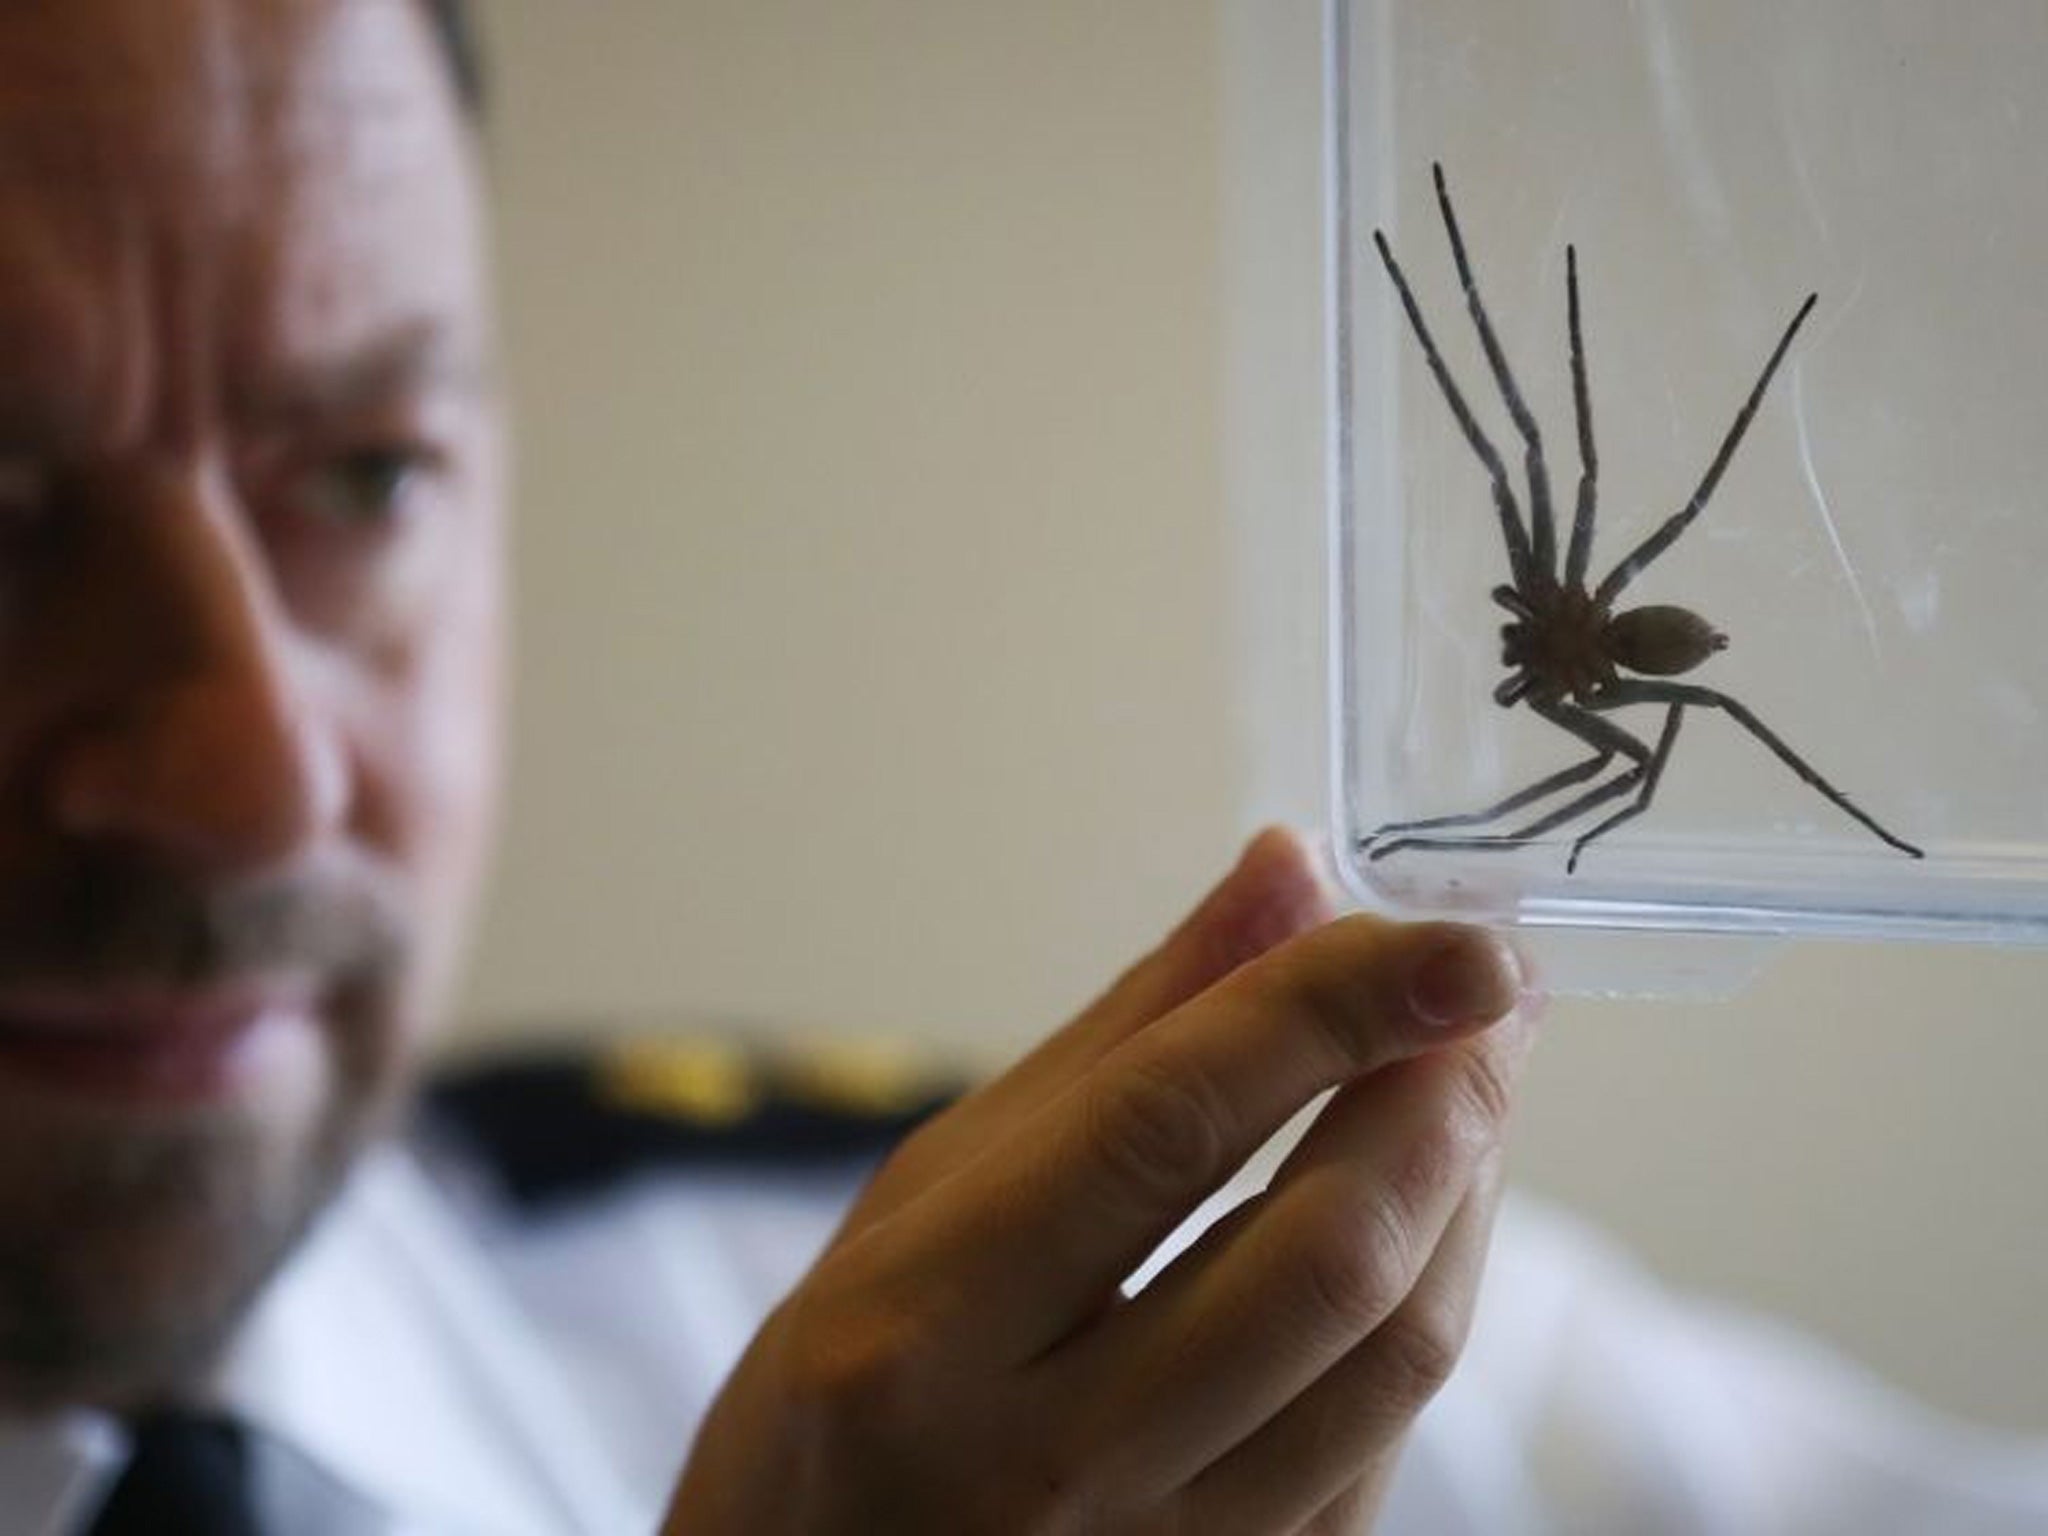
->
<box><xmin>86</xmin><ymin>1410</ymin><xmax>263</xmax><ymax>1536</ymax></box>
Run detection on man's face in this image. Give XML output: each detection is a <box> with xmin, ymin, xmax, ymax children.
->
<box><xmin>0</xmin><ymin>0</ymin><xmax>502</xmax><ymax>1407</ymax></box>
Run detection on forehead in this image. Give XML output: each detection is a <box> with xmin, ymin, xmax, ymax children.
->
<box><xmin>0</xmin><ymin>0</ymin><xmax>483</xmax><ymax>385</ymax></box>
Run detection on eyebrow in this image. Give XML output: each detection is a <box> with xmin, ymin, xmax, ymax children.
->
<box><xmin>234</xmin><ymin>321</ymin><xmax>492</xmax><ymax>427</ymax></box>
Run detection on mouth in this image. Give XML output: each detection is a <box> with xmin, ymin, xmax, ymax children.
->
<box><xmin>0</xmin><ymin>978</ymin><xmax>320</xmax><ymax>1104</ymax></box>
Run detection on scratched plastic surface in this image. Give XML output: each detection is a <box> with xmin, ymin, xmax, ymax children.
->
<box><xmin>1328</xmin><ymin>0</ymin><xmax>2048</xmax><ymax>944</ymax></box>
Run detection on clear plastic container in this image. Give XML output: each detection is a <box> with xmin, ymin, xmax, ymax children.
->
<box><xmin>1326</xmin><ymin>0</ymin><xmax>2048</xmax><ymax>959</ymax></box>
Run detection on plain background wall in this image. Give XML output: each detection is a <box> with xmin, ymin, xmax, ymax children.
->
<box><xmin>463</xmin><ymin>0</ymin><xmax>2048</xmax><ymax>1433</ymax></box>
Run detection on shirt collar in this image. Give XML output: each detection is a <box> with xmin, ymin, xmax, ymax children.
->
<box><xmin>212</xmin><ymin>1145</ymin><xmax>646</xmax><ymax>1536</ymax></box>
<box><xmin>0</xmin><ymin>1410</ymin><xmax>123</xmax><ymax>1536</ymax></box>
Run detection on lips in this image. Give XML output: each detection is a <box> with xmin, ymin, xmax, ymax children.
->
<box><xmin>0</xmin><ymin>979</ymin><xmax>317</xmax><ymax>1102</ymax></box>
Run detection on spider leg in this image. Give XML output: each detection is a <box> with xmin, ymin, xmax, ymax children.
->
<box><xmin>1563</xmin><ymin>245</ymin><xmax>1600</xmax><ymax>588</ymax></box>
<box><xmin>1593</xmin><ymin>679</ymin><xmax>1924</xmax><ymax>857</ymax></box>
<box><xmin>1492</xmin><ymin>584</ymin><xmax>1532</xmax><ymax>618</ymax></box>
<box><xmin>1432</xmin><ymin>163</ymin><xmax>1557</xmax><ymax>582</ymax></box>
<box><xmin>1362</xmin><ymin>695</ymin><xmax>1654</xmax><ymax>858</ymax></box>
<box><xmin>1566</xmin><ymin>704</ymin><xmax>1683</xmax><ymax>872</ymax></box>
<box><xmin>1360</xmin><ymin>749</ymin><xmax>1615</xmax><ymax>851</ymax></box>
<box><xmin>1367</xmin><ymin>766</ymin><xmax>1645</xmax><ymax>860</ymax></box>
<box><xmin>1372</xmin><ymin>227</ymin><xmax>1536</xmax><ymax>590</ymax></box>
<box><xmin>1532</xmin><ymin>694</ymin><xmax>1652</xmax><ymax>762</ymax></box>
<box><xmin>1594</xmin><ymin>293</ymin><xmax>1818</xmax><ymax>607</ymax></box>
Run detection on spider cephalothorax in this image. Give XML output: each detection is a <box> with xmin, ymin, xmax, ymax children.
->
<box><xmin>1359</xmin><ymin>164</ymin><xmax>1921</xmax><ymax>871</ymax></box>
<box><xmin>1496</xmin><ymin>585</ymin><xmax>1728</xmax><ymax>709</ymax></box>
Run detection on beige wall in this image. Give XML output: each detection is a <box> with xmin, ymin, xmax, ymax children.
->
<box><xmin>466</xmin><ymin>1</ymin><xmax>2048</xmax><ymax>1434</ymax></box>
<box><xmin>471</xmin><ymin>0</ymin><xmax>1242</xmax><ymax>1050</ymax></box>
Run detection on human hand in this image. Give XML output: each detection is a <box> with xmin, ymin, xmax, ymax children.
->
<box><xmin>663</xmin><ymin>828</ymin><xmax>1539</xmax><ymax>1534</ymax></box>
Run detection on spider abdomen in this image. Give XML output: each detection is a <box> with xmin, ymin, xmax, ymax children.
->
<box><xmin>1604</xmin><ymin>603</ymin><xmax>1728</xmax><ymax>676</ymax></box>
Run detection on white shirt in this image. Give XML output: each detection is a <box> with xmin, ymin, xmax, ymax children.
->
<box><xmin>6</xmin><ymin>1143</ymin><xmax>2046</xmax><ymax>1535</ymax></box>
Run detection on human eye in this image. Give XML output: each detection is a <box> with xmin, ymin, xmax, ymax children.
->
<box><xmin>288</xmin><ymin>441</ymin><xmax>446</xmax><ymax>532</ymax></box>
<box><xmin>244</xmin><ymin>431</ymin><xmax>462</xmax><ymax>632</ymax></box>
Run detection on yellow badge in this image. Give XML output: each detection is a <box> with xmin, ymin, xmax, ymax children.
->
<box><xmin>596</xmin><ymin>1038</ymin><xmax>762</xmax><ymax>1126</ymax></box>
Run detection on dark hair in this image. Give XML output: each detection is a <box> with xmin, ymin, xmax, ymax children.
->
<box><xmin>421</xmin><ymin>0</ymin><xmax>485</xmax><ymax>119</ymax></box>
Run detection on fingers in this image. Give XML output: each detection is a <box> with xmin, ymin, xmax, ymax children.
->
<box><xmin>835</xmin><ymin>828</ymin><xmax>1334</xmax><ymax>1240</ymax></box>
<box><xmin>1040</xmin><ymin>1011</ymin><xmax>1530</xmax><ymax>1495</ymax></box>
<box><xmin>1198</xmin><ymin>1150</ymin><xmax>1508</xmax><ymax>1534</ymax></box>
<box><xmin>992</xmin><ymin>826</ymin><xmax>1337</xmax><ymax>1112</ymax></box>
<box><xmin>860</xmin><ymin>912</ymin><xmax>1527</xmax><ymax>1365</ymax></box>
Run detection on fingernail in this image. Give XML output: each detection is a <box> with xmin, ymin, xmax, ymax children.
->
<box><xmin>1406</xmin><ymin>930</ymin><xmax>1522</xmax><ymax>1029</ymax></box>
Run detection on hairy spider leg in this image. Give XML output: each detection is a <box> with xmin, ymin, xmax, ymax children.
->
<box><xmin>1563</xmin><ymin>245</ymin><xmax>1600</xmax><ymax>588</ymax></box>
<box><xmin>1368</xmin><ymin>767</ymin><xmax>1643</xmax><ymax>861</ymax></box>
<box><xmin>1566</xmin><ymin>704</ymin><xmax>1683</xmax><ymax>872</ymax></box>
<box><xmin>1360</xmin><ymin>752</ymin><xmax>1611</xmax><ymax>851</ymax></box>
<box><xmin>1431</xmin><ymin>162</ymin><xmax>1558</xmax><ymax>581</ymax></box>
<box><xmin>1363</xmin><ymin>699</ymin><xmax>1653</xmax><ymax>859</ymax></box>
<box><xmin>1594</xmin><ymin>293</ymin><xmax>1818</xmax><ymax>607</ymax></box>
<box><xmin>1592</xmin><ymin>679</ymin><xmax>1925</xmax><ymax>857</ymax></box>
<box><xmin>1372</xmin><ymin>228</ymin><xmax>1536</xmax><ymax>590</ymax></box>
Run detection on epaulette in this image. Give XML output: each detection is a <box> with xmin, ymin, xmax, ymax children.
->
<box><xmin>420</xmin><ymin>1035</ymin><xmax>963</xmax><ymax>1213</ymax></box>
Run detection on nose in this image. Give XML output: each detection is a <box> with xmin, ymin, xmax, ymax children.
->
<box><xmin>40</xmin><ymin>469</ymin><xmax>348</xmax><ymax>875</ymax></box>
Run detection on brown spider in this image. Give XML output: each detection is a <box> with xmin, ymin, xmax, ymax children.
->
<box><xmin>1360</xmin><ymin>165</ymin><xmax>1924</xmax><ymax>873</ymax></box>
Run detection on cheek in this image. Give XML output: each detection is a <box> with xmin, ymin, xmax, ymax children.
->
<box><xmin>342</xmin><ymin>507</ymin><xmax>506</xmax><ymax>1034</ymax></box>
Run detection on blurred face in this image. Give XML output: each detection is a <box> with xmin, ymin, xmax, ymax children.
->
<box><xmin>0</xmin><ymin>0</ymin><xmax>503</xmax><ymax>1408</ymax></box>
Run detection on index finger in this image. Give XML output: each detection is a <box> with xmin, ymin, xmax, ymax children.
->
<box><xmin>870</xmin><ymin>914</ymin><xmax>1528</xmax><ymax>1362</ymax></box>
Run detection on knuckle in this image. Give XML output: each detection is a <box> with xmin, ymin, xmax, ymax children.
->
<box><xmin>776</xmin><ymin>1290</ymin><xmax>927</xmax><ymax>1428</ymax></box>
<box><xmin>1087</xmin><ymin>1058</ymin><xmax>1229</xmax><ymax>1203</ymax></box>
<box><xmin>1450</xmin><ymin>1037</ymin><xmax>1519</xmax><ymax>1130</ymax></box>
<box><xmin>1281</xmin><ymin>914</ymin><xmax>1402</xmax><ymax>1067</ymax></box>
<box><xmin>1368</xmin><ymin>1298</ymin><xmax>1469</xmax><ymax>1408</ymax></box>
<box><xmin>1377</xmin><ymin>1048</ymin><xmax>1517</xmax><ymax>1221</ymax></box>
<box><xmin>1285</xmin><ymin>964</ymin><xmax>1375</xmax><ymax>1071</ymax></box>
<box><xmin>1301</xmin><ymin>1202</ymin><xmax>1411</xmax><ymax>1336</ymax></box>
<box><xmin>1380</xmin><ymin>1126</ymin><xmax>1464</xmax><ymax>1242</ymax></box>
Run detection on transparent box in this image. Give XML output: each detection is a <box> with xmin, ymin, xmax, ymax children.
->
<box><xmin>1327</xmin><ymin>0</ymin><xmax>2048</xmax><ymax>952</ymax></box>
